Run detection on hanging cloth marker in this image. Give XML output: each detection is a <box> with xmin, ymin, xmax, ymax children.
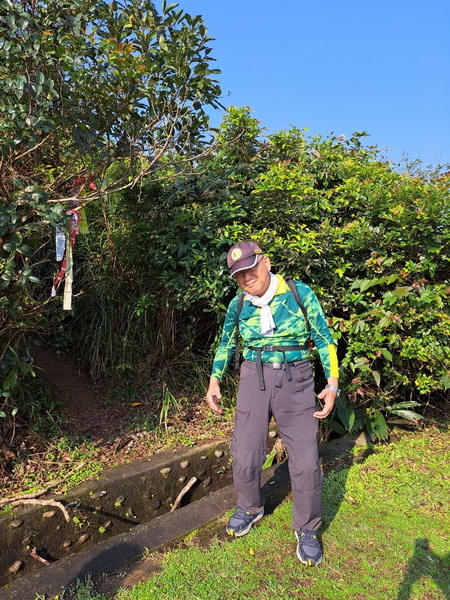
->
<box><xmin>55</xmin><ymin>226</ymin><xmax>65</xmax><ymax>261</ymax></box>
<box><xmin>51</xmin><ymin>228</ymin><xmax>68</xmax><ymax>297</ymax></box>
<box><xmin>63</xmin><ymin>234</ymin><xmax>73</xmax><ymax>311</ymax></box>
<box><xmin>52</xmin><ymin>175</ymin><xmax>94</xmax><ymax>303</ymax></box>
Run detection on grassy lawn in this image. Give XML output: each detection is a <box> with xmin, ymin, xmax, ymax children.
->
<box><xmin>109</xmin><ymin>426</ymin><xmax>450</xmax><ymax>600</ymax></box>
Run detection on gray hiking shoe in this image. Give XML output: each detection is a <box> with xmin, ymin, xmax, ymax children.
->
<box><xmin>226</xmin><ymin>508</ymin><xmax>264</xmax><ymax>537</ymax></box>
<box><xmin>295</xmin><ymin>528</ymin><xmax>323</xmax><ymax>566</ymax></box>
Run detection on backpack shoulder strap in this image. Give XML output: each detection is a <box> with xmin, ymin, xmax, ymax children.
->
<box><xmin>285</xmin><ymin>278</ymin><xmax>313</xmax><ymax>342</ymax></box>
<box><xmin>233</xmin><ymin>292</ymin><xmax>245</xmax><ymax>370</ymax></box>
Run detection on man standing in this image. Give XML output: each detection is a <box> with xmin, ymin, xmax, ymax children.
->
<box><xmin>206</xmin><ymin>241</ymin><xmax>339</xmax><ymax>566</ymax></box>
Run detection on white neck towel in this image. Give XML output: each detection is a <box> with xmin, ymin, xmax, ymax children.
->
<box><xmin>245</xmin><ymin>273</ymin><xmax>278</xmax><ymax>336</ymax></box>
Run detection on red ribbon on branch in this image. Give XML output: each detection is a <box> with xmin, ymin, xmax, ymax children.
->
<box><xmin>51</xmin><ymin>176</ymin><xmax>96</xmax><ymax>301</ymax></box>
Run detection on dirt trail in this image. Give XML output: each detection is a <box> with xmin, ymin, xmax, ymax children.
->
<box><xmin>31</xmin><ymin>346</ymin><xmax>124</xmax><ymax>440</ymax></box>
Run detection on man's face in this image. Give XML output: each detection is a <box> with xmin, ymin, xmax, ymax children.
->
<box><xmin>234</xmin><ymin>255</ymin><xmax>272</xmax><ymax>297</ymax></box>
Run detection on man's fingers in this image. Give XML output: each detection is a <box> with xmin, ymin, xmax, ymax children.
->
<box><xmin>313</xmin><ymin>408</ymin><xmax>329</xmax><ymax>419</ymax></box>
<box><xmin>206</xmin><ymin>394</ymin><xmax>223</xmax><ymax>415</ymax></box>
<box><xmin>206</xmin><ymin>376</ymin><xmax>223</xmax><ymax>415</ymax></box>
<box><xmin>314</xmin><ymin>394</ymin><xmax>335</xmax><ymax>419</ymax></box>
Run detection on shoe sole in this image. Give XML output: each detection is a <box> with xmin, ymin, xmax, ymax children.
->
<box><xmin>226</xmin><ymin>512</ymin><xmax>264</xmax><ymax>537</ymax></box>
<box><xmin>295</xmin><ymin>531</ymin><xmax>323</xmax><ymax>566</ymax></box>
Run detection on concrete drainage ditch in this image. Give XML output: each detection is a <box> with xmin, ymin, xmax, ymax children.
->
<box><xmin>0</xmin><ymin>432</ymin><xmax>368</xmax><ymax>600</ymax></box>
<box><xmin>1</xmin><ymin>439</ymin><xmax>241</xmax><ymax>596</ymax></box>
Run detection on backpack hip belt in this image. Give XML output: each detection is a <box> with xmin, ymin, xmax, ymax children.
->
<box><xmin>249</xmin><ymin>344</ymin><xmax>310</xmax><ymax>391</ymax></box>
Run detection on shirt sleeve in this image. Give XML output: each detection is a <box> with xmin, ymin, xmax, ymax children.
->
<box><xmin>298</xmin><ymin>283</ymin><xmax>339</xmax><ymax>379</ymax></box>
<box><xmin>210</xmin><ymin>296</ymin><xmax>240</xmax><ymax>381</ymax></box>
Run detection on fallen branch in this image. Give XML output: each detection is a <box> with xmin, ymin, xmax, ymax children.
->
<box><xmin>30</xmin><ymin>547</ymin><xmax>51</xmax><ymax>566</ymax></box>
<box><xmin>0</xmin><ymin>461</ymin><xmax>86</xmax><ymax>506</ymax></box>
<box><xmin>10</xmin><ymin>499</ymin><xmax>71</xmax><ymax>522</ymax></box>
<box><xmin>170</xmin><ymin>477</ymin><xmax>197</xmax><ymax>512</ymax></box>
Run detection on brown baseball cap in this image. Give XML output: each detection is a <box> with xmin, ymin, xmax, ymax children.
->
<box><xmin>227</xmin><ymin>241</ymin><xmax>264</xmax><ymax>276</ymax></box>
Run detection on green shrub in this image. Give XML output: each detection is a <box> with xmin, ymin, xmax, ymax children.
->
<box><xmin>80</xmin><ymin>108</ymin><xmax>448</xmax><ymax>440</ymax></box>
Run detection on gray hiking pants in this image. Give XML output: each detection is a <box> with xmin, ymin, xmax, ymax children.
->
<box><xmin>230</xmin><ymin>359</ymin><xmax>322</xmax><ymax>532</ymax></box>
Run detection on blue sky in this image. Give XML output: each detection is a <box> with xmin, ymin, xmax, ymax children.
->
<box><xmin>186</xmin><ymin>0</ymin><xmax>450</xmax><ymax>168</ymax></box>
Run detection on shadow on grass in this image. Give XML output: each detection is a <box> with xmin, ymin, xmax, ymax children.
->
<box><xmin>320</xmin><ymin>437</ymin><xmax>374</xmax><ymax>537</ymax></box>
<box><xmin>63</xmin><ymin>542</ymin><xmax>142</xmax><ymax>599</ymax></box>
<box><xmin>262</xmin><ymin>433</ymin><xmax>375</xmax><ymax>537</ymax></box>
<box><xmin>396</xmin><ymin>538</ymin><xmax>450</xmax><ymax>600</ymax></box>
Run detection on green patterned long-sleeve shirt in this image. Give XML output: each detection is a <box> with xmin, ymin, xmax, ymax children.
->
<box><xmin>211</xmin><ymin>274</ymin><xmax>338</xmax><ymax>380</ymax></box>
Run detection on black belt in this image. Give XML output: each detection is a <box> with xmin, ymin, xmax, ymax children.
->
<box><xmin>248</xmin><ymin>344</ymin><xmax>309</xmax><ymax>390</ymax></box>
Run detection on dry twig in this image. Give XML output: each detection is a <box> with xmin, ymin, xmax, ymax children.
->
<box><xmin>170</xmin><ymin>476</ymin><xmax>197</xmax><ymax>512</ymax></box>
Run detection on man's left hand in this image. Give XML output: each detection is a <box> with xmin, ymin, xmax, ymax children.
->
<box><xmin>313</xmin><ymin>387</ymin><xmax>337</xmax><ymax>419</ymax></box>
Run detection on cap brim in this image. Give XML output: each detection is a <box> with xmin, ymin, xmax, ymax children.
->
<box><xmin>229</xmin><ymin>254</ymin><xmax>261</xmax><ymax>276</ymax></box>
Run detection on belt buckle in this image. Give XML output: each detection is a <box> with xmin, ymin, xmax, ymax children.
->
<box><xmin>264</xmin><ymin>345</ymin><xmax>274</xmax><ymax>352</ymax></box>
<box><xmin>272</xmin><ymin>362</ymin><xmax>282</xmax><ymax>369</ymax></box>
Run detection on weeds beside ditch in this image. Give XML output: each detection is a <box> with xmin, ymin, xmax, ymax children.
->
<box><xmin>92</xmin><ymin>425</ymin><xmax>450</xmax><ymax>600</ymax></box>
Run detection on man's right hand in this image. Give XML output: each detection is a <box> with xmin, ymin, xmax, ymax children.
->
<box><xmin>206</xmin><ymin>377</ymin><xmax>223</xmax><ymax>415</ymax></box>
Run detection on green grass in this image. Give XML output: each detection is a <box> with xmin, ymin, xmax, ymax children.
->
<box><xmin>48</xmin><ymin>574</ymin><xmax>106</xmax><ymax>600</ymax></box>
<box><xmin>113</xmin><ymin>426</ymin><xmax>450</xmax><ymax>600</ymax></box>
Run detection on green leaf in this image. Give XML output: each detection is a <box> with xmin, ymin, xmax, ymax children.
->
<box><xmin>350</xmin><ymin>279</ymin><xmax>362</xmax><ymax>291</ymax></box>
<box><xmin>440</xmin><ymin>375</ymin><xmax>450</xmax><ymax>390</ymax></box>
<box><xmin>381</xmin><ymin>349</ymin><xmax>393</xmax><ymax>361</ymax></box>
<box><xmin>370</xmin><ymin>411</ymin><xmax>388</xmax><ymax>441</ymax></box>
<box><xmin>389</xmin><ymin>401</ymin><xmax>421</xmax><ymax>410</ymax></box>
<box><xmin>324</xmin><ymin>418</ymin><xmax>346</xmax><ymax>436</ymax></box>
<box><xmin>336</xmin><ymin>396</ymin><xmax>355</xmax><ymax>432</ymax></box>
<box><xmin>360</xmin><ymin>279</ymin><xmax>377</xmax><ymax>292</ymax></box>
<box><xmin>262</xmin><ymin>451</ymin><xmax>276</xmax><ymax>469</ymax></box>
<box><xmin>379</xmin><ymin>317</ymin><xmax>391</xmax><ymax>329</ymax></box>
<box><xmin>19</xmin><ymin>16</ymin><xmax>29</xmax><ymax>30</ymax></box>
<box><xmin>372</xmin><ymin>370</ymin><xmax>381</xmax><ymax>387</ymax></box>
<box><xmin>392</xmin><ymin>286</ymin><xmax>410</xmax><ymax>298</ymax></box>
<box><xmin>390</xmin><ymin>409</ymin><xmax>422</xmax><ymax>422</ymax></box>
<box><xmin>365</xmin><ymin>418</ymin><xmax>376</xmax><ymax>442</ymax></box>
<box><xmin>11</xmin><ymin>232</ymin><xmax>22</xmax><ymax>245</ymax></box>
<box><xmin>3</xmin><ymin>369</ymin><xmax>17</xmax><ymax>390</ymax></box>
<box><xmin>385</xmin><ymin>274</ymin><xmax>398</xmax><ymax>285</ymax></box>
<box><xmin>159</xmin><ymin>36</ymin><xmax>168</xmax><ymax>51</ymax></box>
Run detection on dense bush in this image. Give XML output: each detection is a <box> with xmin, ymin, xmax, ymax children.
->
<box><xmin>71</xmin><ymin>107</ymin><xmax>449</xmax><ymax>440</ymax></box>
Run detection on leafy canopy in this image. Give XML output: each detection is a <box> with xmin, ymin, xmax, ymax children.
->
<box><xmin>0</xmin><ymin>0</ymin><xmax>222</xmax><ymax>202</ymax></box>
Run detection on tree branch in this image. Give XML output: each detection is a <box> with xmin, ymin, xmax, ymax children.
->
<box><xmin>170</xmin><ymin>476</ymin><xmax>197</xmax><ymax>512</ymax></box>
<box><xmin>0</xmin><ymin>461</ymin><xmax>86</xmax><ymax>506</ymax></box>
<box><xmin>11</xmin><ymin>498</ymin><xmax>71</xmax><ymax>522</ymax></box>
